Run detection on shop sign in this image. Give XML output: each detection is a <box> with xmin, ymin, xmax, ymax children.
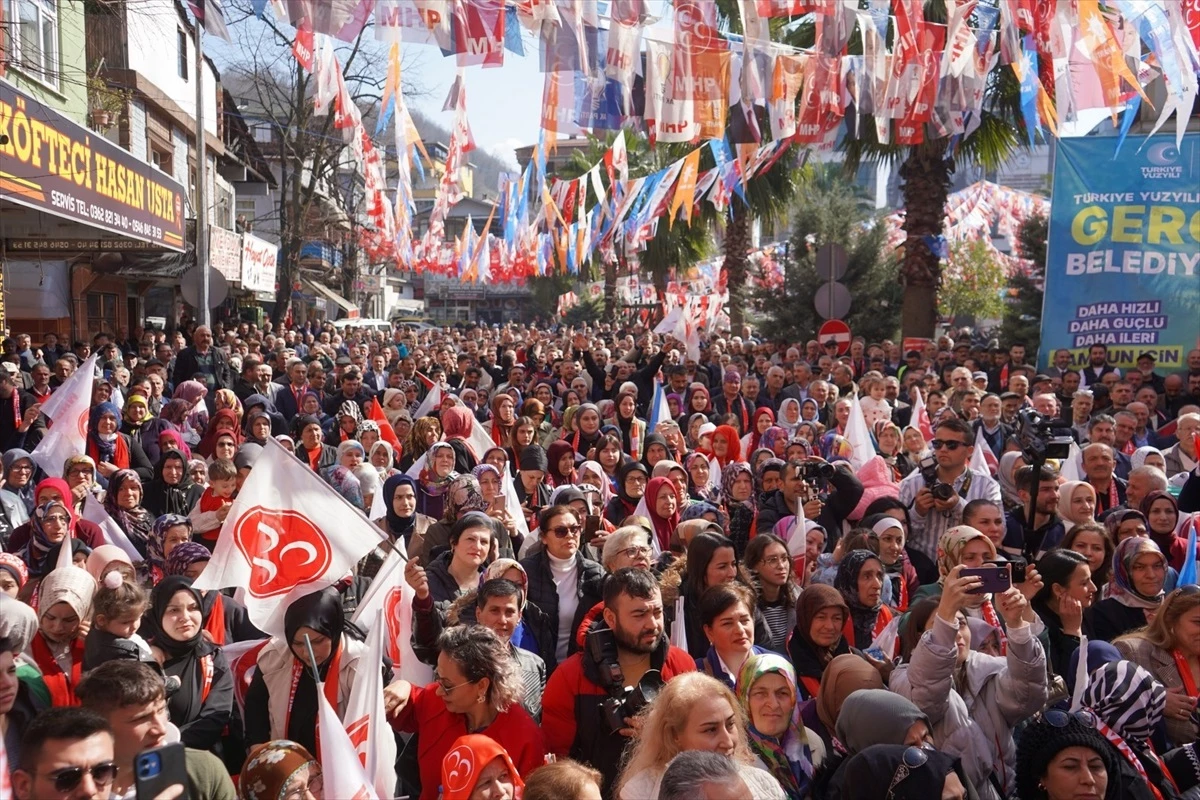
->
<box><xmin>241</xmin><ymin>233</ymin><xmax>278</xmax><ymax>294</ymax></box>
<box><xmin>0</xmin><ymin>81</ymin><xmax>187</xmax><ymax>251</ymax></box>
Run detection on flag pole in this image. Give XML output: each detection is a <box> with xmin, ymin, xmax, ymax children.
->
<box><xmin>194</xmin><ymin>16</ymin><xmax>210</xmax><ymax>328</ymax></box>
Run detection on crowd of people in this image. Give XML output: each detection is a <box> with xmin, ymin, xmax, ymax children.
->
<box><xmin>1</xmin><ymin>320</ymin><xmax>1199</xmax><ymax>800</ymax></box>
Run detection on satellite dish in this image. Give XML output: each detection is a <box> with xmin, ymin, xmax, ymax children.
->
<box><xmin>180</xmin><ymin>267</ymin><xmax>229</xmax><ymax>309</ymax></box>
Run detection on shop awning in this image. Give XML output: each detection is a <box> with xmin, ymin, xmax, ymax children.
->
<box><xmin>303</xmin><ymin>279</ymin><xmax>359</xmax><ymax>317</ymax></box>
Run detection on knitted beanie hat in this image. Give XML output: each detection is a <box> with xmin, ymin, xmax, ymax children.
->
<box><xmin>1015</xmin><ymin>711</ymin><xmax>1118</xmax><ymax>800</ymax></box>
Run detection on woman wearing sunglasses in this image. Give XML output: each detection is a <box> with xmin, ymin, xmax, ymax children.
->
<box><xmin>384</xmin><ymin>625</ymin><xmax>546</xmax><ymax>800</ymax></box>
<box><xmin>1016</xmin><ymin>709</ymin><xmax>1120</xmax><ymax>800</ymax></box>
<box><xmin>519</xmin><ymin>504</ymin><xmax>604</xmax><ymax>671</ymax></box>
<box><xmin>1115</xmin><ymin>585</ymin><xmax>1200</xmax><ymax>748</ymax></box>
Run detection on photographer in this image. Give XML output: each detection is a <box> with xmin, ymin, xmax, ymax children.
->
<box><xmin>899</xmin><ymin>418</ymin><xmax>1002</xmax><ymax>561</ymax></box>
<box><xmin>1000</xmin><ymin>465</ymin><xmax>1065</xmax><ymax>560</ymax></box>
<box><xmin>541</xmin><ymin>568</ymin><xmax>695</xmax><ymax>797</ymax></box>
<box><xmin>757</xmin><ymin>457</ymin><xmax>864</xmax><ymax>548</ymax></box>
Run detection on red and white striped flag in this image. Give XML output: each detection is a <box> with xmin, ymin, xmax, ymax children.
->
<box><xmin>193</xmin><ymin>438</ymin><xmax>386</xmax><ymax>636</ymax></box>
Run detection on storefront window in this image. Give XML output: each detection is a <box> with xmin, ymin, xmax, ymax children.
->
<box><xmin>9</xmin><ymin>0</ymin><xmax>59</xmax><ymax>88</ymax></box>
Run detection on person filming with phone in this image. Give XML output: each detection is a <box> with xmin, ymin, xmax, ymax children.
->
<box><xmin>899</xmin><ymin>418</ymin><xmax>1002</xmax><ymax>563</ymax></box>
<box><xmin>890</xmin><ymin>553</ymin><xmax>1048</xmax><ymax>800</ymax></box>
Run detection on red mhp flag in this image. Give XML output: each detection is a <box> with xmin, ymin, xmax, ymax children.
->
<box><xmin>318</xmin><ymin>678</ymin><xmax>378</xmax><ymax>799</ymax></box>
<box><xmin>342</xmin><ymin>610</ymin><xmax>396</xmax><ymax>800</ymax></box>
<box><xmin>367</xmin><ymin>398</ymin><xmax>402</xmax><ymax>450</ymax></box>
<box><xmin>910</xmin><ymin>388</ymin><xmax>935</xmax><ymax>442</ymax></box>
<box><xmin>193</xmin><ymin>438</ymin><xmax>386</xmax><ymax>636</ymax></box>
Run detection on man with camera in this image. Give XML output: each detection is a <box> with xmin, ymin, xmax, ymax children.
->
<box><xmin>541</xmin><ymin>568</ymin><xmax>695</xmax><ymax>797</ymax></box>
<box><xmin>756</xmin><ymin>457</ymin><xmax>864</xmax><ymax>547</ymax></box>
<box><xmin>900</xmin><ymin>418</ymin><xmax>1003</xmax><ymax>561</ymax></box>
<box><xmin>1001</xmin><ymin>465</ymin><xmax>1065</xmax><ymax>560</ymax></box>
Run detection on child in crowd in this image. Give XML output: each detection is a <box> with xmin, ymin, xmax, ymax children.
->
<box><xmin>190</xmin><ymin>458</ymin><xmax>238</xmax><ymax>549</ymax></box>
<box><xmin>858</xmin><ymin>373</ymin><xmax>893</xmax><ymax>430</ymax></box>
<box><xmin>83</xmin><ymin>573</ymin><xmax>153</xmax><ymax>669</ymax></box>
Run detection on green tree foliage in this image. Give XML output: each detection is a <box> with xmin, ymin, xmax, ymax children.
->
<box><xmin>1000</xmin><ymin>212</ymin><xmax>1049</xmax><ymax>356</ymax></box>
<box><xmin>939</xmin><ymin>239</ymin><xmax>1007</xmax><ymax>322</ymax></box>
<box><xmin>755</xmin><ymin>167</ymin><xmax>901</xmax><ymax>344</ymax></box>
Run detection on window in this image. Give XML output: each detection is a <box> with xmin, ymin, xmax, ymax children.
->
<box><xmin>85</xmin><ymin>292</ymin><xmax>119</xmax><ymax>337</ymax></box>
<box><xmin>252</xmin><ymin>123</ymin><xmax>273</xmax><ymax>144</ymax></box>
<box><xmin>9</xmin><ymin>0</ymin><xmax>59</xmax><ymax>88</ymax></box>
<box><xmin>149</xmin><ymin>142</ymin><xmax>174</xmax><ymax>175</ymax></box>
<box><xmin>177</xmin><ymin>28</ymin><xmax>189</xmax><ymax>80</ymax></box>
<box><xmin>236</xmin><ymin>199</ymin><xmax>256</xmax><ymax>227</ymax></box>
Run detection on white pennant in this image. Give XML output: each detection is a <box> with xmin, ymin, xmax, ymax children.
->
<box><xmin>342</xmin><ymin>610</ymin><xmax>397</xmax><ymax>800</ymax></box>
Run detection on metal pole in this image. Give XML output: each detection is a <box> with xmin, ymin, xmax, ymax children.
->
<box><xmin>194</xmin><ymin>21</ymin><xmax>210</xmax><ymax>327</ymax></box>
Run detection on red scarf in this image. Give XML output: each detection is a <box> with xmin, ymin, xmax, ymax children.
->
<box><xmin>1173</xmin><ymin>649</ymin><xmax>1199</xmax><ymax>697</ymax></box>
<box><xmin>32</xmin><ymin>632</ymin><xmax>83</xmax><ymax>707</ymax></box>
<box><xmin>204</xmin><ymin>592</ymin><xmax>228</xmax><ymax>645</ymax></box>
<box><xmin>9</xmin><ymin>391</ymin><xmax>20</xmax><ymax>428</ymax></box>
<box><xmin>491</xmin><ymin>421</ymin><xmax>510</xmax><ymax>448</ymax></box>
<box><xmin>1093</xmin><ymin>717</ymin><xmax>1169</xmax><ymax>800</ymax></box>
<box><xmin>979</xmin><ymin>598</ymin><xmax>1008</xmax><ymax>655</ymax></box>
<box><xmin>285</xmin><ymin>644</ymin><xmax>342</xmax><ymax>752</ymax></box>
<box><xmin>87</xmin><ymin>435</ymin><xmax>129</xmax><ymax>470</ymax></box>
<box><xmin>843</xmin><ymin>605</ymin><xmax>894</xmax><ymax>650</ymax></box>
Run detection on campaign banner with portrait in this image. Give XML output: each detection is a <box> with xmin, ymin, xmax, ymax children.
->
<box><xmin>1041</xmin><ymin>134</ymin><xmax>1199</xmax><ymax>371</ymax></box>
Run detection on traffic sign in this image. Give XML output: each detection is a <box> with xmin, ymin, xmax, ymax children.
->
<box><xmin>818</xmin><ymin>319</ymin><xmax>852</xmax><ymax>355</ymax></box>
<box><xmin>814</xmin><ymin>281</ymin><xmax>852</xmax><ymax>320</ymax></box>
<box><xmin>815</xmin><ymin>243</ymin><xmax>848</xmax><ymax>281</ymax></box>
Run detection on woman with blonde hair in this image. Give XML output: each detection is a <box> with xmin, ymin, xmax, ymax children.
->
<box><xmin>1115</xmin><ymin>586</ymin><xmax>1200</xmax><ymax>747</ymax></box>
<box><xmin>616</xmin><ymin>672</ymin><xmax>785</xmax><ymax>799</ymax></box>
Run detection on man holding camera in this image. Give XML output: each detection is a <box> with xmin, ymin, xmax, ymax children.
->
<box><xmin>900</xmin><ymin>418</ymin><xmax>1003</xmax><ymax>560</ymax></box>
<box><xmin>756</xmin><ymin>457</ymin><xmax>864</xmax><ymax>547</ymax></box>
<box><xmin>541</xmin><ymin>568</ymin><xmax>695</xmax><ymax>797</ymax></box>
<box><xmin>1001</xmin><ymin>465</ymin><xmax>1065</xmax><ymax>560</ymax></box>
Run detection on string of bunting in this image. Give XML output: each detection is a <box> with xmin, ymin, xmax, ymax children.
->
<box><xmin>252</xmin><ymin>0</ymin><xmax>1200</xmax><ymax>286</ymax></box>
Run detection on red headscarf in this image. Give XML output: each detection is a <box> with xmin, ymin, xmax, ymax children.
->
<box><xmin>644</xmin><ymin>476</ymin><xmax>681</xmax><ymax>551</ymax></box>
<box><xmin>34</xmin><ymin>477</ymin><xmax>73</xmax><ymax>508</ymax></box>
<box><xmin>440</xmin><ymin>735</ymin><xmax>524</xmax><ymax>800</ymax></box>
<box><xmin>748</xmin><ymin>407</ymin><xmax>776</xmax><ymax>452</ymax></box>
<box><xmin>196</xmin><ymin>408</ymin><xmax>242</xmax><ymax>458</ymax></box>
<box><xmin>441</xmin><ymin>405</ymin><xmax>478</xmax><ymax>460</ymax></box>
<box><xmin>711</xmin><ymin>425</ymin><xmax>743</xmax><ymax>468</ymax></box>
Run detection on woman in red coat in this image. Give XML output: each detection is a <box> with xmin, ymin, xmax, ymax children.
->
<box><xmin>385</xmin><ymin>625</ymin><xmax>546</xmax><ymax>800</ymax></box>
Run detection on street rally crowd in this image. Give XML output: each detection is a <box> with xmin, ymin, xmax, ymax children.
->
<box><xmin>0</xmin><ymin>319</ymin><xmax>1199</xmax><ymax>800</ymax></box>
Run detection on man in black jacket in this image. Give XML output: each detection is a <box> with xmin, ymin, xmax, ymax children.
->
<box><xmin>171</xmin><ymin>326</ymin><xmax>232</xmax><ymax>402</ymax></box>
<box><xmin>756</xmin><ymin>459</ymin><xmax>865</xmax><ymax>549</ymax></box>
<box><xmin>0</xmin><ymin>371</ymin><xmax>44</xmax><ymax>452</ymax></box>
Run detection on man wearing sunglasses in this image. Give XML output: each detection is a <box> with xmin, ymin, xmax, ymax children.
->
<box><xmin>14</xmin><ymin>707</ymin><xmax>117</xmax><ymax>800</ymax></box>
<box><xmin>899</xmin><ymin>417</ymin><xmax>1003</xmax><ymax>561</ymax></box>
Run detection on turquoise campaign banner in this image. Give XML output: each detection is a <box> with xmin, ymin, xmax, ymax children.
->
<box><xmin>1041</xmin><ymin>134</ymin><xmax>1200</xmax><ymax>371</ymax></box>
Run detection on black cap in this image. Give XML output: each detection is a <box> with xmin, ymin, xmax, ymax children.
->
<box><xmin>1137</xmin><ymin>352</ymin><xmax>1156</xmax><ymax>362</ymax></box>
<box><xmin>1000</xmin><ymin>391</ymin><xmax>1020</xmax><ymax>401</ymax></box>
<box><xmin>1032</xmin><ymin>374</ymin><xmax>1053</xmax><ymax>384</ymax></box>
<box><xmin>519</xmin><ymin>445</ymin><xmax>548</xmax><ymax>472</ymax></box>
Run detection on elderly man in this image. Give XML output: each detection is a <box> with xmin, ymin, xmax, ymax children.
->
<box><xmin>1082</xmin><ymin>442</ymin><xmax>1127</xmax><ymax>514</ymax></box>
<box><xmin>172</xmin><ymin>325</ymin><xmax>232</xmax><ymax>405</ymax></box>
<box><xmin>1164</xmin><ymin>413</ymin><xmax>1200</xmax><ymax>478</ymax></box>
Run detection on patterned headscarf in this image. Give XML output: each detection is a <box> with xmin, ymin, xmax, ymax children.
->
<box><xmin>166</xmin><ymin>542</ymin><xmax>211</xmax><ymax>577</ymax></box>
<box><xmin>936</xmin><ymin>525</ymin><xmax>997</xmax><ymax>579</ymax></box>
<box><xmin>149</xmin><ymin>514</ymin><xmax>191</xmax><ymax>571</ymax></box>
<box><xmin>1107</xmin><ymin>536</ymin><xmax>1166</xmax><ymax>610</ymax></box>
<box><xmin>820</xmin><ymin>432</ymin><xmax>853</xmax><ymax>463</ymax></box>
<box><xmin>721</xmin><ymin>461</ymin><xmax>756</xmax><ymax>510</ymax></box>
<box><xmin>322</xmin><ymin>465</ymin><xmax>364</xmax><ymax>509</ymax></box>
<box><xmin>1083</xmin><ymin>659</ymin><xmax>1166</xmax><ymax>745</ymax></box>
<box><xmin>1130</xmin><ymin>446</ymin><xmax>1164</xmax><ymax>471</ymax></box>
<box><xmin>442</xmin><ymin>473</ymin><xmax>489</xmax><ymax>523</ymax></box>
<box><xmin>22</xmin><ymin>499</ymin><xmax>76</xmax><ymax>577</ymax></box>
<box><xmin>735</xmin><ymin>653</ymin><xmax>814</xmax><ymax>798</ymax></box>
<box><xmin>237</xmin><ymin>740</ymin><xmax>319</xmax><ymax>800</ymax></box>
<box><xmin>760</xmin><ymin>426</ymin><xmax>790</xmax><ymax>455</ymax></box>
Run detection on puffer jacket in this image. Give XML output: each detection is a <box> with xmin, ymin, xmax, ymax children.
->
<box><xmin>520</xmin><ymin>549</ymin><xmax>605</xmax><ymax>673</ymax></box>
<box><xmin>890</xmin><ymin>614</ymin><xmax>1047</xmax><ymax>800</ymax></box>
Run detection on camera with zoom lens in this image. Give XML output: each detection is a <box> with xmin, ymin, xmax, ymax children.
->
<box><xmin>918</xmin><ymin>455</ymin><xmax>956</xmax><ymax>501</ymax></box>
<box><xmin>1016</xmin><ymin>408</ymin><xmax>1074</xmax><ymax>462</ymax></box>
<box><xmin>601</xmin><ymin>671</ymin><xmax>662</xmax><ymax>732</ymax></box>
<box><xmin>796</xmin><ymin>461</ymin><xmax>835</xmax><ymax>482</ymax></box>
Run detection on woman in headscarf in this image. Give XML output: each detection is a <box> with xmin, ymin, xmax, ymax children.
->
<box><xmin>416</xmin><ymin>473</ymin><xmax>491</xmax><ymax>563</ymax></box>
<box><xmin>368</xmin><ymin>439</ymin><xmax>398</xmax><ymax>480</ymax></box>
<box><xmin>213</xmin><ymin>388</ymin><xmax>243</xmax><ymax>427</ymax></box>
<box><xmin>29</xmin><ymin>565</ymin><xmax>94</xmax><ymax>706</ymax></box>
<box><xmin>917</xmin><ymin>525</ymin><xmax>1011</xmax><ymax>645</ymax></box>
<box><xmin>734</xmin><ymin>653</ymin><xmax>820</xmax><ymax>800</ymax></box>
<box><xmin>142</xmin><ymin>448</ymin><xmax>202</xmax><ymax>518</ymax></box>
<box><xmin>139</xmin><ymin>417</ymin><xmax>181</xmax><ymax>467</ymax></box>
<box><xmin>170</xmin><ymin>380</ymin><xmax>209</xmax><ymax>445</ymax></box>
<box><xmin>245</xmin><ymin>586</ymin><xmax>377</xmax><ymax>758</ymax></box>
<box><xmin>640</xmin><ymin>433</ymin><xmax>670</xmax><ymax>472</ymax></box>
<box><xmin>441</xmin><ymin>405</ymin><xmax>479</xmax><ymax>473</ymax></box>
<box><xmin>1132</xmin><ymin>445</ymin><xmax>1168</xmax><ymax>473</ymax></box>
<box><xmin>371</xmin><ymin>474</ymin><xmax>434</xmax><ymax>576</ymax></box>
<box><xmin>416</xmin><ymin>442</ymin><xmax>458</xmax><ymax>522</ymax></box>
<box><xmin>120</xmin><ymin>394</ymin><xmax>151</xmax><ymax>447</ymax></box>
<box><xmin>546</xmin><ymin>440</ymin><xmax>577</xmax><ymax>489</ymax></box>
<box><xmin>799</xmin><ymin>399</ymin><xmax>821</xmax><ymax>424</ymax></box>
<box><xmin>5</xmin><ymin>477</ymin><xmax>105</xmax><ymax>555</ymax></box>
<box><xmin>741</xmin><ymin>407</ymin><xmax>776</xmax><ymax>457</ymax></box>
<box><xmin>759</xmin><ymin>427</ymin><xmax>789</xmax><ymax>459</ymax></box>
<box><xmin>1082</xmin><ymin>659</ymin><xmax>1200</xmax><ymax>797</ymax></box>
<box><xmin>87</xmin><ymin>402</ymin><xmax>154</xmax><ymax>483</ymax></box>
<box><xmin>1087</xmin><ymin>536</ymin><xmax>1168</xmax><ymax>643</ymax></box>
<box><xmin>195</xmin><ymin>408</ymin><xmax>242</xmax><ymax>460</ymax></box>
<box><xmin>806</xmin><ymin>653</ymin><xmax>885</xmax><ymax>754</ymax></box>
<box><xmin>568</xmin><ymin>403</ymin><xmax>604</xmax><ymax>459</ymax></box>
<box><xmin>777</xmin><ymin>398</ymin><xmax>802</xmax><ymax>434</ymax></box>
<box><xmin>243</xmin><ymin>409</ymin><xmax>273</xmax><ymax>448</ymax></box>
<box><xmin>148</xmin><ymin>575</ymin><xmax>233</xmax><ymax>749</ymax></box>
<box><xmin>486</xmin><ymin>394</ymin><xmax>518</xmax><ymax>450</ymax></box>
<box><xmin>996</xmin><ymin>451</ymin><xmax>1026</xmax><ymax>511</ymax></box>
<box><xmin>1107</xmin><ymin>508</ymin><xmax>1151</xmax><ymax>547</ymax></box>
<box><xmin>577</xmin><ymin>460</ymin><xmax>612</xmax><ymax>509</ymax></box>
<box><xmin>1141</xmin><ymin>490</ymin><xmax>1186</xmax><ymax>570</ymax></box>
<box><xmin>841</xmin><ymin>745</ymin><xmax>972</xmax><ymax>800</ymax></box>
<box><xmin>613</xmin><ymin>391</ymin><xmax>646</xmax><ymax>463</ymax></box>
<box><xmin>721</xmin><ymin>461</ymin><xmax>758</xmax><ymax>559</ymax></box>
<box><xmin>1058</xmin><ymin>480</ymin><xmax>1098</xmax><ymax>533</ymax></box>
<box><xmin>604</xmin><ymin>461</ymin><xmax>649</xmax><ymax>526</ymax></box>
<box><xmin>834</xmin><ymin>550</ymin><xmax>893</xmax><ymax>650</ymax></box>
<box><xmin>710</xmin><ymin>425</ymin><xmax>742</xmax><ymax>471</ymax></box>
<box><xmin>145</xmin><ymin>514</ymin><xmax>192</xmax><ymax>585</ymax></box>
<box><xmin>16</xmin><ymin>499</ymin><xmax>76</xmax><ymax>579</ymax></box>
<box><xmin>685</xmin><ymin>383</ymin><xmax>713</xmax><ymax>417</ymax></box>
<box><xmin>640</xmin><ymin>476</ymin><xmax>681</xmax><ymax>554</ymax></box>
<box><xmin>163</xmin><ymin>541</ymin><xmax>262</xmax><ymax>644</ymax></box>
<box><xmin>236</xmin><ymin>740</ymin><xmax>322</xmax><ymax>800</ymax></box>
<box><xmin>326</xmin><ymin>400</ymin><xmax>363</xmax><ymax>447</ymax></box>
<box><xmin>892</xmin><ymin>573</ymin><xmax>1048</xmax><ymax>800</ymax></box>
<box><xmin>0</xmin><ymin>552</ymin><xmax>27</xmax><ymax>598</ymax></box>
<box><xmin>102</xmin><ymin>469</ymin><xmax>155</xmax><ymax>559</ymax></box>
<box><xmin>684</xmin><ymin>451</ymin><xmax>718</xmax><ymax>504</ymax></box>
<box><xmin>788</xmin><ymin>585</ymin><xmax>851</xmax><ymax>700</ymax></box>
<box><xmin>401</xmin><ymin>416</ymin><xmax>441</xmax><ymax>473</ymax></box>
<box><xmin>322</xmin><ymin>443</ymin><xmax>365</xmax><ymax>511</ymax></box>
<box><xmin>819</xmin><ymin>432</ymin><xmax>853</xmax><ymax>465</ymax></box>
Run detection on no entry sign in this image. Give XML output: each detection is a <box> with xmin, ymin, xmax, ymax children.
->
<box><xmin>817</xmin><ymin>319</ymin><xmax>851</xmax><ymax>355</ymax></box>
